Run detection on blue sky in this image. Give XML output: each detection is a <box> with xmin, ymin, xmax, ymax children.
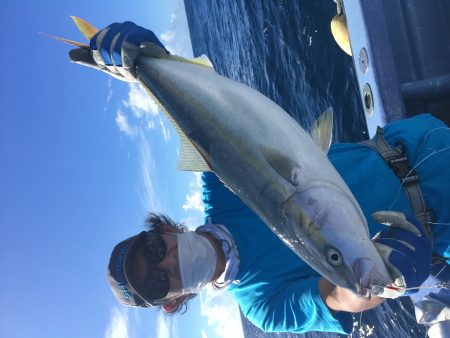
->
<box><xmin>1</xmin><ymin>1</ymin><xmax>243</xmax><ymax>337</ymax></box>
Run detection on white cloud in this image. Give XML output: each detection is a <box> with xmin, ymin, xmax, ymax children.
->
<box><xmin>119</xmin><ymin>84</ymin><xmax>172</xmax><ymax>144</ymax></box>
<box><xmin>160</xmin><ymin>0</ymin><xmax>194</xmax><ymax>57</ymax></box>
<box><xmin>137</xmin><ymin>131</ymin><xmax>160</xmax><ymax>211</ymax></box>
<box><xmin>104</xmin><ymin>306</ymin><xmax>129</xmax><ymax>338</ymax></box>
<box><xmin>160</xmin><ymin>30</ymin><xmax>176</xmax><ymax>44</ymax></box>
<box><xmin>182</xmin><ymin>190</ymin><xmax>203</xmax><ymax>212</ymax></box>
<box><xmin>115</xmin><ymin>110</ymin><xmax>135</xmax><ymax>136</ymax></box>
<box><xmin>105</xmin><ymin>89</ymin><xmax>113</xmax><ymax>106</ymax></box>
<box><xmin>104</xmin><ymin>77</ymin><xmax>113</xmax><ymax>112</ymax></box>
<box><xmin>123</xmin><ymin>83</ymin><xmax>159</xmax><ymax>119</ymax></box>
<box><xmin>181</xmin><ymin>173</ymin><xmax>205</xmax><ymax>229</ymax></box>
<box><xmin>201</xmin><ymin>330</ymin><xmax>208</xmax><ymax>338</ymax></box>
<box><xmin>182</xmin><ymin>173</ymin><xmax>204</xmax><ymax>213</ymax></box>
<box><xmin>180</xmin><ymin>215</ymin><xmax>204</xmax><ymax>231</ymax></box>
<box><xmin>200</xmin><ymin>289</ymin><xmax>244</xmax><ymax>338</ymax></box>
<box><xmin>115</xmin><ymin>0</ymin><xmax>194</xmax><ymax>141</ymax></box>
<box><xmin>157</xmin><ymin>311</ymin><xmax>179</xmax><ymax>338</ymax></box>
<box><xmin>159</xmin><ymin>117</ymin><xmax>171</xmax><ymax>142</ymax></box>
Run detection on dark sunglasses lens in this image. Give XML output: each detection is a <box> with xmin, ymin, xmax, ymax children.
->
<box><xmin>143</xmin><ymin>233</ymin><xmax>166</xmax><ymax>265</ymax></box>
<box><xmin>145</xmin><ymin>268</ymin><xmax>169</xmax><ymax>302</ymax></box>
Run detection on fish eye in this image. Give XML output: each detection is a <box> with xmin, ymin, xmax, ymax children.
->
<box><xmin>326</xmin><ymin>248</ymin><xmax>342</xmax><ymax>266</ymax></box>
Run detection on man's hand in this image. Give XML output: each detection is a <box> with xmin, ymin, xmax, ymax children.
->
<box><xmin>319</xmin><ymin>211</ymin><xmax>432</xmax><ymax>313</ymax></box>
<box><xmin>319</xmin><ymin>278</ymin><xmax>385</xmax><ymax>313</ymax></box>
<box><xmin>372</xmin><ymin>211</ymin><xmax>432</xmax><ymax>298</ymax></box>
<box><xmin>69</xmin><ymin>21</ymin><xmax>169</xmax><ymax>82</ymax></box>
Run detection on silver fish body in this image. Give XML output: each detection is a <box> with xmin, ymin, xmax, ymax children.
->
<box><xmin>135</xmin><ymin>55</ymin><xmax>393</xmax><ymax>295</ymax></box>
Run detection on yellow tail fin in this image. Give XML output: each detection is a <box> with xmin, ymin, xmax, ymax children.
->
<box><xmin>42</xmin><ymin>16</ymin><xmax>98</xmax><ymax>48</ymax></box>
<box><xmin>40</xmin><ymin>32</ymin><xmax>89</xmax><ymax>49</ymax></box>
<box><xmin>70</xmin><ymin>16</ymin><xmax>99</xmax><ymax>40</ymax></box>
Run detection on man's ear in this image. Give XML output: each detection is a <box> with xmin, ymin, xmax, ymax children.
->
<box><xmin>159</xmin><ymin>223</ymin><xmax>183</xmax><ymax>234</ymax></box>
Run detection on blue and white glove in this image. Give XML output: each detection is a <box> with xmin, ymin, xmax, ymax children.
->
<box><xmin>69</xmin><ymin>21</ymin><xmax>169</xmax><ymax>82</ymax></box>
<box><xmin>372</xmin><ymin>211</ymin><xmax>432</xmax><ymax>298</ymax></box>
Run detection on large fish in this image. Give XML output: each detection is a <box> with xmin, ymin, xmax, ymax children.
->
<box><xmin>52</xmin><ymin>18</ymin><xmax>393</xmax><ymax>296</ymax></box>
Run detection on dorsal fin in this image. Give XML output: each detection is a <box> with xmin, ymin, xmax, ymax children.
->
<box><xmin>136</xmin><ymin>79</ymin><xmax>211</xmax><ymax>172</ymax></box>
<box><xmin>310</xmin><ymin>107</ymin><xmax>333</xmax><ymax>153</ymax></box>
<box><xmin>164</xmin><ymin>54</ymin><xmax>215</xmax><ymax>70</ymax></box>
<box><xmin>138</xmin><ymin>43</ymin><xmax>215</xmax><ymax>71</ymax></box>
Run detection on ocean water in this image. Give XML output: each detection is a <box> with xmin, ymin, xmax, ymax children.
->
<box><xmin>183</xmin><ymin>0</ymin><xmax>427</xmax><ymax>337</ymax></box>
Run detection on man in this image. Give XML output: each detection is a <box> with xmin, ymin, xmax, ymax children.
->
<box><xmin>70</xmin><ymin>21</ymin><xmax>449</xmax><ymax>335</ymax></box>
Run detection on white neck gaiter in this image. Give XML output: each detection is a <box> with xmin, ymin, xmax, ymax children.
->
<box><xmin>177</xmin><ymin>231</ymin><xmax>217</xmax><ymax>294</ymax></box>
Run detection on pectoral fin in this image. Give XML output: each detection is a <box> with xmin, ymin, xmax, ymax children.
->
<box><xmin>260</xmin><ymin>145</ymin><xmax>307</xmax><ymax>187</ymax></box>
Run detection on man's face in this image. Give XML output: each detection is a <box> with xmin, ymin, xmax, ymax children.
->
<box><xmin>130</xmin><ymin>224</ymin><xmax>220</xmax><ymax>309</ymax></box>
<box><xmin>131</xmin><ymin>230</ymin><xmax>183</xmax><ymax>301</ymax></box>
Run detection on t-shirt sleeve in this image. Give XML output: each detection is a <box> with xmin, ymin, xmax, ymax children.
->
<box><xmin>201</xmin><ymin>172</ymin><xmax>250</xmax><ymax>221</ymax></box>
<box><xmin>240</xmin><ymin>276</ymin><xmax>353</xmax><ymax>334</ymax></box>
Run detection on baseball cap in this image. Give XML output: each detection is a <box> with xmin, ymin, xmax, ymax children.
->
<box><xmin>107</xmin><ymin>231</ymin><xmax>153</xmax><ymax>307</ymax></box>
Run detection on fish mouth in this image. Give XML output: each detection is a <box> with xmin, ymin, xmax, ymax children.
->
<box><xmin>352</xmin><ymin>258</ymin><xmax>375</xmax><ymax>299</ymax></box>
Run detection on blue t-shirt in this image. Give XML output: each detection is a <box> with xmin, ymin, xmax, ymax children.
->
<box><xmin>202</xmin><ymin>114</ymin><xmax>450</xmax><ymax>334</ymax></box>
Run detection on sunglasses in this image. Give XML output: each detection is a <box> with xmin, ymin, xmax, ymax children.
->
<box><xmin>134</xmin><ymin>231</ymin><xmax>171</xmax><ymax>305</ymax></box>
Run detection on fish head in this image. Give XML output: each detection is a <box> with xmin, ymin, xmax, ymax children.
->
<box><xmin>280</xmin><ymin>180</ymin><xmax>392</xmax><ymax>296</ymax></box>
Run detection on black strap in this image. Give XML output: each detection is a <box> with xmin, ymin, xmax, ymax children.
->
<box><xmin>361</xmin><ymin>127</ymin><xmax>434</xmax><ymax>239</ymax></box>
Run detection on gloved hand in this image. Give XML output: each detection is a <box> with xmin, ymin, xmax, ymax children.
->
<box><xmin>69</xmin><ymin>21</ymin><xmax>169</xmax><ymax>82</ymax></box>
<box><xmin>372</xmin><ymin>211</ymin><xmax>432</xmax><ymax>298</ymax></box>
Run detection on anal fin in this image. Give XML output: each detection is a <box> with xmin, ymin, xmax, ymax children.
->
<box><xmin>178</xmin><ymin>133</ymin><xmax>211</xmax><ymax>172</ymax></box>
